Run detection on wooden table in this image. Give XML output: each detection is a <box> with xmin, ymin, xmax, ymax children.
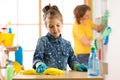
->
<box><xmin>13</xmin><ymin>71</ymin><xmax>103</xmax><ymax>80</ymax></box>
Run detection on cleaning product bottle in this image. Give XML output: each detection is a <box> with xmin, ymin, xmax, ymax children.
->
<box><xmin>88</xmin><ymin>47</ymin><xmax>100</xmax><ymax>76</ymax></box>
<box><xmin>15</xmin><ymin>46</ymin><xmax>23</xmax><ymax>66</ymax></box>
<box><xmin>7</xmin><ymin>27</ymin><xmax>12</xmax><ymax>33</ymax></box>
<box><xmin>7</xmin><ymin>21</ymin><xmax>12</xmax><ymax>33</ymax></box>
<box><xmin>6</xmin><ymin>61</ymin><xmax>14</xmax><ymax>80</ymax></box>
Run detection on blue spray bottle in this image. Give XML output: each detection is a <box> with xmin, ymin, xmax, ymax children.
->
<box><xmin>88</xmin><ymin>47</ymin><xmax>100</xmax><ymax>76</ymax></box>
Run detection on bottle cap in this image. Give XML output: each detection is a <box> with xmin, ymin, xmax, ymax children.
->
<box><xmin>8</xmin><ymin>27</ymin><xmax>12</xmax><ymax>33</ymax></box>
<box><xmin>8</xmin><ymin>60</ymin><xmax>12</xmax><ymax>65</ymax></box>
<box><xmin>91</xmin><ymin>47</ymin><xmax>95</xmax><ymax>51</ymax></box>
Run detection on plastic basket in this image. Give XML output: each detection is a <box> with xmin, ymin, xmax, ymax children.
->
<box><xmin>0</xmin><ymin>33</ymin><xmax>14</xmax><ymax>47</ymax></box>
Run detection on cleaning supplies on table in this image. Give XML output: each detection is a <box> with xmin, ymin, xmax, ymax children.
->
<box><xmin>88</xmin><ymin>47</ymin><xmax>100</xmax><ymax>76</ymax></box>
<box><xmin>12</xmin><ymin>61</ymin><xmax>23</xmax><ymax>74</ymax></box>
<box><xmin>6</xmin><ymin>61</ymin><xmax>14</xmax><ymax>80</ymax></box>
<box><xmin>15</xmin><ymin>46</ymin><xmax>23</xmax><ymax>65</ymax></box>
<box><xmin>20</xmin><ymin>69</ymin><xmax>38</xmax><ymax>75</ymax></box>
<box><xmin>43</xmin><ymin>68</ymin><xmax>65</xmax><ymax>75</ymax></box>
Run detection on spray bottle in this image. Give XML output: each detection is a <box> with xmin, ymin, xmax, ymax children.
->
<box><xmin>6</xmin><ymin>60</ymin><xmax>14</xmax><ymax>80</ymax></box>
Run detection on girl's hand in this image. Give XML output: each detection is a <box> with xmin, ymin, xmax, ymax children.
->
<box><xmin>74</xmin><ymin>63</ymin><xmax>88</xmax><ymax>72</ymax></box>
<box><xmin>36</xmin><ymin>62</ymin><xmax>48</xmax><ymax>73</ymax></box>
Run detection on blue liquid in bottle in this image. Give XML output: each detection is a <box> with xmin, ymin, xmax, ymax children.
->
<box><xmin>88</xmin><ymin>47</ymin><xmax>100</xmax><ymax>76</ymax></box>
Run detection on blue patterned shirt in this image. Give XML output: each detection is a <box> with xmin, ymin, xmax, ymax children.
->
<box><xmin>33</xmin><ymin>33</ymin><xmax>79</xmax><ymax>70</ymax></box>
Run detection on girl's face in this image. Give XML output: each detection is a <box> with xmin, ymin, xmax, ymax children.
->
<box><xmin>82</xmin><ymin>10</ymin><xmax>91</xmax><ymax>20</ymax></box>
<box><xmin>46</xmin><ymin>18</ymin><xmax>63</xmax><ymax>38</ymax></box>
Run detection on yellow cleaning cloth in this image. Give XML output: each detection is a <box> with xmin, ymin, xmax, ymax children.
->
<box><xmin>12</xmin><ymin>61</ymin><xmax>23</xmax><ymax>74</ymax></box>
<box><xmin>20</xmin><ymin>69</ymin><xmax>39</xmax><ymax>75</ymax></box>
<box><xmin>43</xmin><ymin>68</ymin><xmax>65</xmax><ymax>75</ymax></box>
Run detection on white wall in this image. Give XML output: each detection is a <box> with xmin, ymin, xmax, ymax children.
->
<box><xmin>93</xmin><ymin>0</ymin><xmax>120</xmax><ymax>80</ymax></box>
<box><xmin>108</xmin><ymin>0</ymin><xmax>120</xmax><ymax>80</ymax></box>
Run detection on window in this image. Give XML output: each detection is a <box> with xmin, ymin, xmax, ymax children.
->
<box><xmin>0</xmin><ymin>0</ymin><xmax>84</xmax><ymax>69</ymax></box>
<box><xmin>41</xmin><ymin>0</ymin><xmax>84</xmax><ymax>47</ymax></box>
<box><xmin>41</xmin><ymin>0</ymin><xmax>84</xmax><ymax>70</ymax></box>
<box><xmin>0</xmin><ymin>0</ymin><xmax>39</xmax><ymax>69</ymax></box>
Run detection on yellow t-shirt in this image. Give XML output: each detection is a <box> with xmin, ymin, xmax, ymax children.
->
<box><xmin>72</xmin><ymin>19</ymin><xmax>94</xmax><ymax>55</ymax></box>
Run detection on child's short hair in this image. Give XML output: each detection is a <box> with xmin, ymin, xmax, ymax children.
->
<box><xmin>74</xmin><ymin>4</ymin><xmax>91</xmax><ymax>24</ymax></box>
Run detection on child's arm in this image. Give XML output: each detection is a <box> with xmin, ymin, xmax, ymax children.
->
<box><xmin>33</xmin><ymin>38</ymin><xmax>45</xmax><ymax>69</ymax></box>
<box><xmin>80</xmin><ymin>36</ymin><xmax>92</xmax><ymax>47</ymax></box>
<box><xmin>93</xmin><ymin>10</ymin><xmax>110</xmax><ymax>32</ymax></box>
<box><xmin>67</xmin><ymin>41</ymin><xmax>88</xmax><ymax>72</ymax></box>
<box><xmin>93</xmin><ymin>24</ymin><xmax>104</xmax><ymax>32</ymax></box>
<box><xmin>66</xmin><ymin>41</ymin><xmax>79</xmax><ymax>69</ymax></box>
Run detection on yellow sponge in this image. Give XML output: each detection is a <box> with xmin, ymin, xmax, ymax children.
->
<box><xmin>43</xmin><ymin>68</ymin><xmax>65</xmax><ymax>75</ymax></box>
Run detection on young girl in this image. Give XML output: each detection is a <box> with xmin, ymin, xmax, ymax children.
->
<box><xmin>33</xmin><ymin>4</ymin><xmax>87</xmax><ymax>73</ymax></box>
<box><xmin>72</xmin><ymin>4</ymin><xmax>103</xmax><ymax>65</ymax></box>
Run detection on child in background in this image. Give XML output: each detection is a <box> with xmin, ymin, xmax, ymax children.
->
<box><xmin>33</xmin><ymin>4</ymin><xmax>87</xmax><ymax>73</ymax></box>
<box><xmin>72</xmin><ymin>4</ymin><xmax>103</xmax><ymax>65</ymax></box>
